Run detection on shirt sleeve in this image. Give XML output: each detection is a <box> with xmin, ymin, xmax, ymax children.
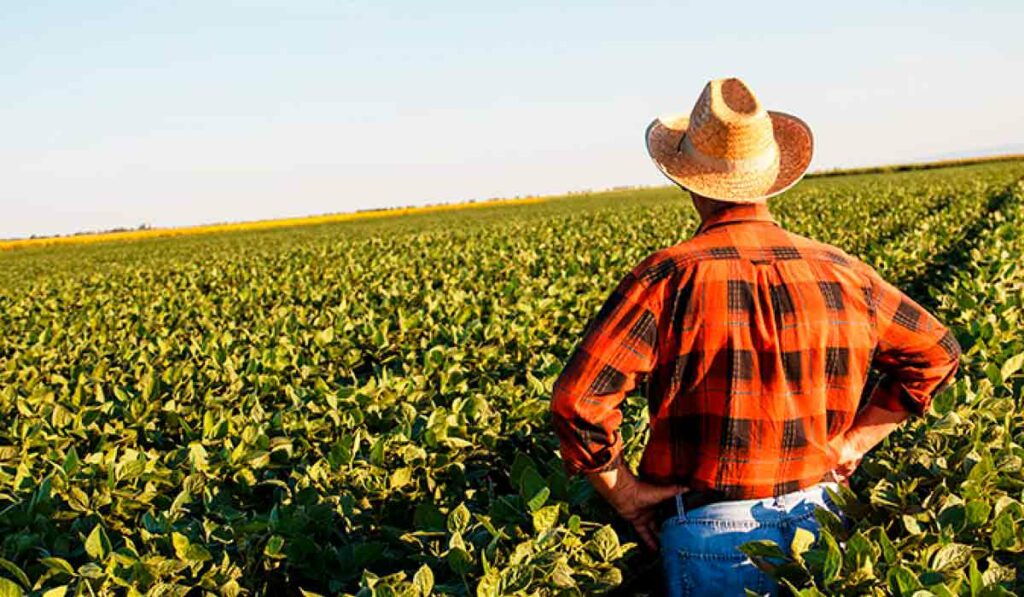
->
<box><xmin>861</xmin><ymin>267</ymin><xmax>961</xmax><ymax>417</ymax></box>
<box><xmin>550</xmin><ymin>267</ymin><xmax>661</xmax><ymax>475</ymax></box>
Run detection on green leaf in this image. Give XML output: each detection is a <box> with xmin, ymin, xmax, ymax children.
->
<box><xmin>518</xmin><ymin>466</ymin><xmax>548</xmax><ymax>510</ymax></box>
<box><xmin>169</xmin><ymin>489</ymin><xmax>191</xmax><ymax>513</ymax></box>
<box><xmin>369</xmin><ymin>436</ymin><xmax>386</xmax><ymax>466</ymax></box>
<box><xmin>264</xmin><ymin>535</ymin><xmax>286</xmax><ymax>559</ymax></box>
<box><xmin>446</xmin><ymin>546</ymin><xmax>473</xmax><ymax>575</ymax></box>
<box><xmin>447</xmin><ymin>503</ymin><xmax>471</xmax><ymax>534</ymax></box>
<box><xmin>39</xmin><ymin>558</ymin><xmax>75</xmax><ymax>576</ymax></box>
<box><xmin>821</xmin><ymin>533</ymin><xmax>842</xmax><ymax>584</ymax></box>
<box><xmin>476</xmin><ymin>570</ymin><xmax>501</xmax><ymax>597</ymax></box>
<box><xmin>888</xmin><ymin>565</ymin><xmax>922</xmax><ymax>595</ymax></box>
<box><xmin>927</xmin><ymin>584</ymin><xmax>956</xmax><ymax>597</ymax></box>
<box><xmin>999</xmin><ymin>351</ymin><xmax>1024</xmax><ymax>381</ymax></box>
<box><xmin>903</xmin><ymin>514</ymin><xmax>923</xmax><ymax>535</ymax></box>
<box><xmin>116</xmin><ymin>457</ymin><xmax>146</xmax><ymax>482</ymax></box>
<box><xmin>993</xmin><ymin>495</ymin><xmax>1021</xmax><ymax>518</ymax></box>
<box><xmin>62</xmin><ymin>448</ymin><xmax>80</xmax><ymax>476</ymax></box>
<box><xmin>968</xmin><ymin>557</ymin><xmax>983</xmax><ymax>597</ymax></box>
<box><xmin>0</xmin><ymin>559</ymin><xmax>29</xmax><ymax>589</ymax></box>
<box><xmin>590</xmin><ymin>524</ymin><xmax>620</xmax><ymax>562</ymax></box>
<box><xmin>510</xmin><ymin>453</ymin><xmax>537</xmax><ymax>489</ymax></box>
<box><xmin>532</xmin><ymin>504</ymin><xmax>560</xmax><ymax>534</ymax></box>
<box><xmin>790</xmin><ymin>527</ymin><xmax>815</xmax><ymax>562</ymax></box>
<box><xmin>738</xmin><ymin>540</ymin><xmax>788</xmax><ymax>560</ymax></box>
<box><xmin>596</xmin><ymin>566</ymin><xmax>623</xmax><ymax>586</ymax></box>
<box><xmin>41</xmin><ymin>587</ymin><xmax>68</xmax><ymax>597</ymax></box>
<box><xmin>844</xmin><ymin>531</ymin><xmax>875</xmax><ymax>573</ymax></box>
<box><xmin>567</xmin><ymin>514</ymin><xmax>581</xmax><ymax>534</ymax></box>
<box><xmin>931</xmin><ymin>384</ymin><xmax>956</xmax><ymax>414</ymax></box>
<box><xmin>172</xmin><ymin>532</ymin><xmax>191</xmax><ymax>559</ymax></box>
<box><xmin>984</xmin><ymin>362</ymin><xmax>1003</xmax><ymax>387</ymax></box>
<box><xmin>412</xmin><ymin>564</ymin><xmax>434</xmax><ymax>596</ymax></box>
<box><xmin>84</xmin><ymin>524</ymin><xmax>111</xmax><ymax>561</ymax></box>
<box><xmin>931</xmin><ymin>543</ymin><xmax>971</xmax><ymax>571</ymax></box>
<box><xmin>937</xmin><ymin>505</ymin><xmax>966</xmax><ymax>533</ymax></box>
<box><xmin>184</xmin><ymin>542</ymin><xmax>212</xmax><ymax>563</ymax></box>
<box><xmin>313</xmin><ymin>327</ymin><xmax>334</xmax><ymax>347</ymax></box>
<box><xmin>77</xmin><ymin>563</ymin><xmax>103</xmax><ymax>579</ymax></box>
<box><xmin>526</xmin><ymin>486</ymin><xmax>550</xmax><ymax>512</ymax></box>
<box><xmin>965</xmin><ymin>500</ymin><xmax>991</xmax><ymax>528</ymax></box>
<box><xmin>525</xmin><ymin>371</ymin><xmax>545</xmax><ymax>395</ymax></box>
<box><xmin>991</xmin><ymin>513</ymin><xmax>1018</xmax><ymax>550</ymax></box>
<box><xmin>414</xmin><ymin>503</ymin><xmax>446</xmax><ymax>532</ymax></box>
<box><xmin>876</xmin><ymin>527</ymin><xmax>897</xmax><ymax>565</ymax></box>
<box><xmin>550</xmin><ymin>561</ymin><xmax>576</xmax><ymax>588</ymax></box>
<box><xmin>389</xmin><ymin>466</ymin><xmax>412</xmax><ymax>489</ymax></box>
<box><xmin>0</xmin><ymin>578</ymin><xmax>23</xmax><ymax>597</ymax></box>
<box><xmin>981</xmin><ymin>557</ymin><xmax>1016</xmax><ymax>586</ymax></box>
<box><xmin>814</xmin><ymin>507</ymin><xmax>847</xmax><ymax>539</ymax></box>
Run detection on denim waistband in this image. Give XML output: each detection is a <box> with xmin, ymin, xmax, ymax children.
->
<box><xmin>671</xmin><ymin>481</ymin><xmax>841</xmax><ymax>523</ymax></box>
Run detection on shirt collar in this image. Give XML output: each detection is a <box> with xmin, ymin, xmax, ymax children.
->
<box><xmin>695</xmin><ymin>202</ymin><xmax>778</xmax><ymax>235</ymax></box>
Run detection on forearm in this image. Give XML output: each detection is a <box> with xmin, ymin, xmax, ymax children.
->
<box><xmin>585</xmin><ymin>458</ymin><xmax>685</xmax><ymax>551</ymax></box>
<box><xmin>843</xmin><ymin>404</ymin><xmax>910</xmax><ymax>455</ymax></box>
<box><xmin>586</xmin><ymin>459</ymin><xmax>636</xmax><ymax>505</ymax></box>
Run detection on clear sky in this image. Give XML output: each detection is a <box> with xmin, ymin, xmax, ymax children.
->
<box><xmin>2</xmin><ymin>1</ymin><xmax>1022</xmax><ymax>239</ymax></box>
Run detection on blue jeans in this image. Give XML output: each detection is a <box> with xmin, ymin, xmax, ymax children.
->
<box><xmin>659</xmin><ymin>482</ymin><xmax>845</xmax><ymax>596</ymax></box>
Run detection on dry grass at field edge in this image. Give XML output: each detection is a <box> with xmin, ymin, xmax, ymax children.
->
<box><xmin>0</xmin><ymin>197</ymin><xmax>548</xmax><ymax>252</ymax></box>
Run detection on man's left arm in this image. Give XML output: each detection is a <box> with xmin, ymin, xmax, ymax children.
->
<box><xmin>830</xmin><ymin>267</ymin><xmax>961</xmax><ymax>479</ymax></box>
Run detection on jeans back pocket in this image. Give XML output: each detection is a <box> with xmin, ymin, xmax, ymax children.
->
<box><xmin>661</xmin><ymin>518</ymin><xmax>783</xmax><ymax>596</ymax></box>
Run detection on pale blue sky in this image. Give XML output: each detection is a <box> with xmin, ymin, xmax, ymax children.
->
<box><xmin>2</xmin><ymin>1</ymin><xmax>1022</xmax><ymax>238</ymax></box>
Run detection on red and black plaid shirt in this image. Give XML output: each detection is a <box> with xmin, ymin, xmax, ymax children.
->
<box><xmin>551</xmin><ymin>203</ymin><xmax>960</xmax><ymax>499</ymax></box>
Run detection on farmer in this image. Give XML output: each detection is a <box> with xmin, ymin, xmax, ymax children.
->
<box><xmin>549</xmin><ymin>78</ymin><xmax>960</xmax><ymax>595</ymax></box>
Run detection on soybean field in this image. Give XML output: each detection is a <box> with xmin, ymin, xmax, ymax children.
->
<box><xmin>1</xmin><ymin>160</ymin><xmax>1023</xmax><ymax>596</ymax></box>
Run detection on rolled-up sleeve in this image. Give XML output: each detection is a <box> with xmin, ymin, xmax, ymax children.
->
<box><xmin>863</xmin><ymin>269</ymin><xmax>961</xmax><ymax>417</ymax></box>
<box><xmin>550</xmin><ymin>268</ymin><xmax>661</xmax><ymax>475</ymax></box>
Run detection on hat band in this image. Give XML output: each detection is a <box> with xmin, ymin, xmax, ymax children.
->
<box><xmin>679</xmin><ymin>134</ymin><xmax>780</xmax><ymax>174</ymax></box>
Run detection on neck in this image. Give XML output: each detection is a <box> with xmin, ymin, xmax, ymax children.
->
<box><xmin>690</xmin><ymin>194</ymin><xmax>776</xmax><ymax>234</ymax></box>
<box><xmin>692</xmin><ymin>194</ymin><xmax>739</xmax><ymax>222</ymax></box>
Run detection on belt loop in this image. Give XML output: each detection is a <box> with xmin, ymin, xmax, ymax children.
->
<box><xmin>675</xmin><ymin>492</ymin><xmax>686</xmax><ymax>520</ymax></box>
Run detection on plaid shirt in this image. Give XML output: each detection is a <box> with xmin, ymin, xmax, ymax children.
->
<box><xmin>550</xmin><ymin>203</ymin><xmax>960</xmax><ymax>499</ymax></box>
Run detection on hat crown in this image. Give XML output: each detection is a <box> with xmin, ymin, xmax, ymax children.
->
<box><xmin>685</xmin><ymin>78</ymin><xmax>778</xmax><ymax>161</ymax></box>
<box><xmin>644</xmin><ymin>75</ymin><xmax>814</xmax><ymax>202</ymax></box>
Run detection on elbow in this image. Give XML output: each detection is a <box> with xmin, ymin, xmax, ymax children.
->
<box><xmin>927</xmin><ymin>329</ymin><xmax>963</xmax><ymax>404</ymax></box>
<box><xmin>550</xmin><ymin>370</ymin><xmax>579</xmax><ymax>415</ymax></box>
<box><xmin>936</xmin><ymin>331</ymin><xmax>963</xmax><ymax>394</ymax></box>
<box><xmin>549</xmin><ymin>377</ymin><xmax>576</xmax><ymax>432</ymax></box>
<box><xmin>938</xmin><ymin>330</ymin><xmax>962</xmax><ymax>371</ymax></box>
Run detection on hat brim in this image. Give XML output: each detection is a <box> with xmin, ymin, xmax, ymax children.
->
<box><xmin>645</xmin><ymin>111</ymin><xmax>814</xmax><ymax>202</ymax></box>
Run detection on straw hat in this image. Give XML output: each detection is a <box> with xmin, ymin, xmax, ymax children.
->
<box><xmin>645</xmin><ymin>77</ymin><xmax>814</xmax><ymax>202</ymax></box>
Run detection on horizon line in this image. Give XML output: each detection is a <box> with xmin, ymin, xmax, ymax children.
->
<box><xmin>3</xmin><ymin>152</ymin><xmax>1023</xmax><ymax>250</ymax></box>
